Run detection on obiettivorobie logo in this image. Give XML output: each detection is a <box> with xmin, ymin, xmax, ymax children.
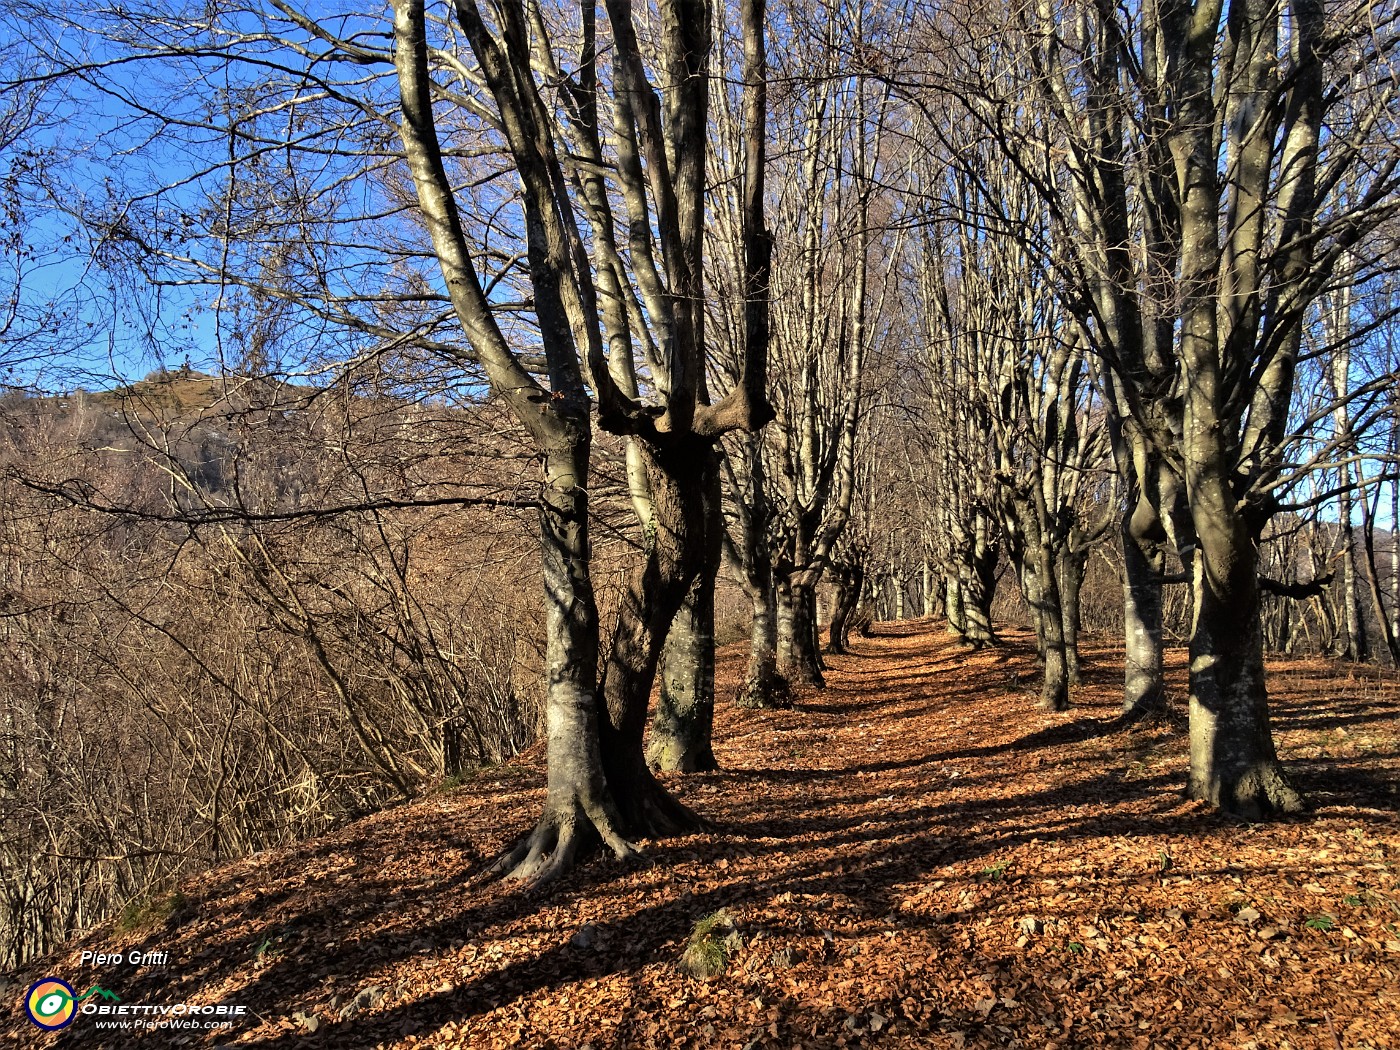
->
<box><xmin>21</xmin><ymin>975</ymin><xmax>249</xmax><ymax>1033</ymax></box>
<box><xmin>24</xmin><ymin>979</ymin><xmax>120</xmax><ymax>1031</ymax></box>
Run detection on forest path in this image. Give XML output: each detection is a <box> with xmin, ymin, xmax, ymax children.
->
<box><xmin>5</xmin><ymin>623</ymin><xmax>1399</xmax><ymax>1049</ymax></box>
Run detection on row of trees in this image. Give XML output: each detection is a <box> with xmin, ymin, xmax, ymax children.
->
<box><xmin>902</xmin><ymin>0</ymin><xmax>1400</xmax><ymax>815</ymax></box>
<box><xmin>1</xmin><ymin>0</ymin><xmax>1398</xmax><ymax>958</ymax></box>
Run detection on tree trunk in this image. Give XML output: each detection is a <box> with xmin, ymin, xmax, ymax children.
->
<box><xmin>597</xmin><ymin>437</ymin><xmax>714</xmax><ymax>837</ymax></box>
<box><xmin>1338</xmin><ymin>489</ymin><xmax>1370</xmax><ymax>662</ymax></box>
<box><xmin>1392</xmin><ymin>461</ymin><xmax>1399</xmax><ymax>652</ymax></box>
<box><xmin>959</xmin><ymin>520</ymin><xmax>999</xmax><ymax>648</ymax></box>
<box><xmin>777</xmin><ymin>574</ymin><xmax>825</xmax><ymax>687</ymax></box>
<box><xmin>827</xmin><ymin>579</ymin><xmax>851</xmax><ymax>654</ymax></box>
<box><xmin>736</xmin><ymin>574</ymin><xmax>793</xmax><ymax>709</ymax></box>
<box><xmin>491</xmin><ymin>442</ymin><xmax>639</xmax><ymax>883</ymax></box>
<box><xmin>1120</xmin><ymin>514</ymin><xmax>1167</xmax><ymax>722</ymax></box>
<box><xmin>648</xmin><ymin>447</ymin><xmax>723</xmax><ymax>771</ymax></box>
<box><xmin>1006</xmin><ymin>504</ymin><xmax>1069</xmax><ymax>710</ymax></box>
<box><xmin>827</xmin><ymin>557</ymin><xmax>864</xmax><ymax>654</ymax></box>
<box><xmin>1358</xmin><ymin>480</ymin><xmax>1400</xmax><ymax>667</ymax></box>
<box><xmin>1027</xmin><ymin>542</ymin><xmax>1070</xmax><ymax>711</ymax></box>
<box><xmin>1058</xmin><ymin>544</ymin><xmax>1086</xmax><ymax>686</ymax></box>
<box><xmin>648</xmin><ymin>565</ymin><xmax>719</xmax><ymax>772</ymax></box>
<box><xmin>1186</xmin><ymin>544</ymin><xmax>1303</xmax><ymax>818</ymax></box>
<box><xmin>944</xmin><ymin>570</ymin><xmax>966</xmax><ymax>637</ymax></box>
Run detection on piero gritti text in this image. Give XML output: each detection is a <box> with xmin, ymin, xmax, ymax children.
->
<box><xmin>80</xmin><ymin>949</ymin><xmax>171</xmax><ymax>967</ymax></box>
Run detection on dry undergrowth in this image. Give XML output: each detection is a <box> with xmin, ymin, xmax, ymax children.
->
<box><xmin>3</xmin><ymin>622</ymin><xmax>1397</xmax><ymax>1049</ymax></box>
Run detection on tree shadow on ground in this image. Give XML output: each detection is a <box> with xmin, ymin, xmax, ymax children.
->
<box><xmin>171</xmin><ymin>767</ymin><xmax>1210</xmax><ymax>1050</ymax></box>
<box><xmin>35</xmin><ymin>620</ymin><xmax>1400</xmax><ymax>1049</ymax></box>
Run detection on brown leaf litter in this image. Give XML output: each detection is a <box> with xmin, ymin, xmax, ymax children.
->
<box><xmin>3</xmin><ymin>622</ymin><xmax>1397</xmax><ymax>1049</ymax></box>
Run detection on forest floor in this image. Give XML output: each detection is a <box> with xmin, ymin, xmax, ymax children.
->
<box><xmin>4</xmin><ymin>622</ymin><xmax>1399</xmax><ymax>1049</ymax></box>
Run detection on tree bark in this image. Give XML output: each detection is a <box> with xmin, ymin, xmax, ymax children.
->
<box><xmin>649</xmin><ymin>570</ymin><xmax>719</xmax><ymax>771</ymax></box>
<box><xmin>1392</xmin><ymin>456</ymin><xmax>1399</xmax><ymax>653</ymax></box>
<box><xmin>598</xmin><ymin>437</ymin><xmax>715</xmax><ymax>835</ymax></box>
<box><xmin>648</xmin><ymin>465</ymin><xmax>721</xmax><ymax>770</ymax></box>
<box><xmin>944</xmin><ymin>570</ymin><xmax>967</xmax><ymax>638</ymax></box>
<box><xmin>1186</xmin><ymin>547</ymin><xmax>1303</xmax><ymax>817</ymax></box>
<box><xmin>1058</xmin><ymin>543</ymin><xmax>1086</xmax><ymax>686</ymax></box>
<box><xmin>735</xmin><ymin>574</ymin><xmax>793</xmax><ymax>709</ymax></box>
<box><xmin>1120</xmin><ymin>521</ymin><xmax>1167</xmax><ymax>722</ymax></box>
<box><xmin>1028</xmin><ymin>543</ymin><xmax>1070</xmax><ymax>711</ymax></box>
<box><xmin>490</xmin><ymin>442</ymin><xmax>639</xmax><ymax>882</ymax></box>
<box><xmin>827</xmin><ymin>555</ymin><xmax>865</xmax><ymax>654</ymax></box>
<box><xmin>1358</xmin><ymin>479</ymin><xmax>1400</xmax><ymax>666</ymax></box>
<box><xmin>1005</xmin><ymin>505</ymin><xmax>1069</xmax><ymax>709</ymax></box>
<box><xmin>724</xmin><ymin>439</ymin><xmax>792</xmax><ymax>710</ymax></box>
<box><xmin>1339</xmin><ymin>505</ymin><xmax>1370</xmax><ymax>661</ymax></box>
<box><xmin>958</xmin><ymin>517</ymin><xmax>999</xmax><ymax>648</ymax></box>
<box><xmin>777</xmin><ymin>574</ymin><xmax>825</xmax><ymax>687</ymax></box>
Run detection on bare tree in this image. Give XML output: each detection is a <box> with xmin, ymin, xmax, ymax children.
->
<box><xmin>913</xmin><ymin>0</ymin><xmax>1400</xmax><ymax>813</ymax></box>
<box><xmin>10</xmin><ymin>0</ymin><xmax>771</xmax><ymax>881</ymax></box>
<box><xmin>646</xmin><ymin>0</ymin><xmax>776</xmax><ymax>765</ymax></box>
<box><xmin>910</xmin><ymin>114</ymin><xmax>1113</xmax><ymax>707</ymax></box>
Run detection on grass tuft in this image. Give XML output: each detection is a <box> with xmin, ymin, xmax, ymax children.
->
<box><xmin>678</xmin><ymin>909</ymin><xmax>741</xmax><ymax>978</ymax></box>
<box><xmin>117</xmin><ymin>891</ymin><xmax>187</xmax><ymax>932</ymax></box>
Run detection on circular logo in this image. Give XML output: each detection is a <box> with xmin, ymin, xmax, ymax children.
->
<box><xmin>25</xmin><ymin>978</ymin><xmax>77</xmax><ymax>1030</ymax></box>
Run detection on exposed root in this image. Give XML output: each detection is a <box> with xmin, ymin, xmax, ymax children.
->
<box><xmin>1228</xmin><ymin>765</ymin><xmax>1307</xmax><ymax>820</ymax></box>
<box><xmin>734</xmin><ymin>670</ymin><xmax>794</xmax><ymax>710</ymax></box>
<box><xmin>1190</xmin><ymin>762</ymin><xmax>1308</xmax><ymax>822</ymax></box>
<box><xmin>1114</xmin><ymin>701</ymin><xmax>1186</xmax><ymax>732</ymax></box>
<box><xmin>960</xmin><ymin>635</ymin><xmax>999</xmax><ymax>652</ymax></box>
<box><xmin>784</xmin><ymin>665</ymin><xmax>826</xmax><ymax>690</ymax></box>
<box><xmin>646</xmin><ymin>737</ymin><xmax>719</xmax><ymax>773</ymax></box>
<box><xmin>486</xmin><ymin>800</ymin><xmax>642</xmax><ymax>888</ymax></box>
<box><xmin>1039</xmin><ymin>688</ymin><xmax>1071</xmax><ymax>712</ymax></box>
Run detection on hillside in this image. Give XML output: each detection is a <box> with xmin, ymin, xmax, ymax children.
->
<box><xmin>3</xmin><ymin>624</ymin><xmax>1398</xmax><ymax>1049</ymax></box>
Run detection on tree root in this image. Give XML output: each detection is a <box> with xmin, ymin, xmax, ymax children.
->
<box><xmin>1220</xmin><ymin>764</ymin><xmax>1307</xmax><ymax>821</ymax></box>
<box><xmin>487</xmin><ymin>799</ymin><xmax>641</xmax><ymax>888</ymax></box>
<box><xmin>1114</xmin><ymin>701</ymin><xmax>1186</xmax><ymax>732</ymax></box>
<box><xmin>1187</xmin><ymin>760</ymin><xmax>1307</xmax><ymax>821</ymax></box>
<box><xmin>734</xmin><ymin>670</ymin><xmax>794</xmax><ymax>710</ymax></box>
<box><xmin>484</xmin><ymin>770</ymin><xmax>711</xmax><ymax>888</ymax></box>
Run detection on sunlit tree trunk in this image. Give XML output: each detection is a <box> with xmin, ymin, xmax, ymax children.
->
<box><xmin>1174</xmin><ymin>0</ymin><xmax>1306</xmax><ymax>816</ymax></box>
<box><xmin>944</xmin><ymin>571</ymin><xmax>966</xmax><ymax>637</ymax></box>
<box><xmin>1121</xmin><ymin>518</ymin><xmax>1167</xmax><ymax>721</ymax></box>
<box><xmin>776</xmin><ymin>573</ymin><xmax>825</xmax><ymax>686</ymax></box>
<box><xmin>649</xmin><ymin>469</ymin><xmax>721</xmax><ymax>772</ymax></box>
<box><xmin>1058</xmin><ymin>542</ymin><xmax>1087</xmax><ymax>686</ymax></box>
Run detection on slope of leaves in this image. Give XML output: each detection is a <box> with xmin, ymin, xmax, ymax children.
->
<box><xmin>3</xmin><ymin>622</ymin><xmax>1397</xmax><ymax>1049</ymax></box>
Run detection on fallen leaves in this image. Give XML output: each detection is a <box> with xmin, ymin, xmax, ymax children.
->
<box><xmin>2</xmin><ymin>623</ymin><xmax>1398</xmax><ymax>1049</ymax></box>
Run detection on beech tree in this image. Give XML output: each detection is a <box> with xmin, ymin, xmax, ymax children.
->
<box><xmin>914</xmin><ymin>0</ymin><xmax>1400</xmax><ymax>813</ymax></box>
<box><xmin>646</xmin><ymin>0</ymin><xmax>776</xmax><ymax>766</ymax></box>
<box><xmin>910</xmin><ymin>109</ymin><xmax>1113</xmax><ymax>706</ymax></box>
<box><xmin>757</xmin><ymin>8</ymin><xmax>908</xmax><ymax>688</ymax></box>
<box><xmin>397</xmin><ymin>0</ymin><xmax>777</xmax><ymax>870</ymax></box>
<box><xmin>13</xmin><ymin>0</ymin><xmax>772</xmax><ymax>880</ymax></box>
